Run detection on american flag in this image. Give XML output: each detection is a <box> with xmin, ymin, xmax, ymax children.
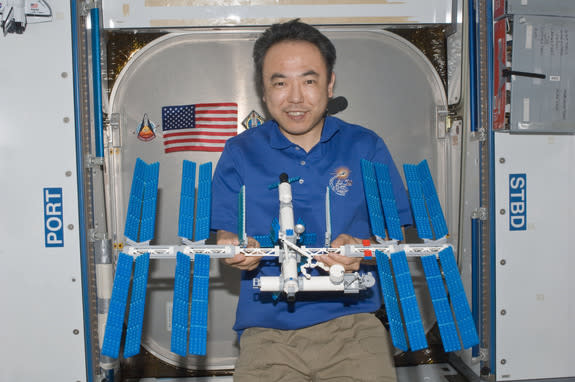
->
<box><xmin>161</xmin><ymin>102</ymin><xmax>238</xmax><ymax>153</ymax></box>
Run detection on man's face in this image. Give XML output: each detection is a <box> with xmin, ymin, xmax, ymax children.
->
<box><xmin>261</xmin><ymin>40</ymin><xmax>335</xmax><ymax>147</ymax></box>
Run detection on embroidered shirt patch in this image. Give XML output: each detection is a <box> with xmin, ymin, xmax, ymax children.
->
<box><xmin>329</xmin><ymin>166</ymin><xmax>352</xmax><ymax>196</ymax></box>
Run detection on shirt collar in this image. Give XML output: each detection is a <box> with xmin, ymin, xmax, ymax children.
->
<box><xmin>269</xmin><ymin>116</ymin><xmax>340</xmax><ymax>150</ymax></box>
<box><xmin>319</xmin><ymin>116</ymin><xmax>340</xmax><ymax>143</ymax></box>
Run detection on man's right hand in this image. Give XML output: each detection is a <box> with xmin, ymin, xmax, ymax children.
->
<box><xmin>217</xmin><ymin>230</ymin><xmax>261</xmax><ymax>271</ymax></box>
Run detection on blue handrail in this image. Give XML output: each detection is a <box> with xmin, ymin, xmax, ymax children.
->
<box><xmin>71</xmin><ymin>0</ymin><xmax>94</xmax><ymax>380</ymax></box>
<box><xmin>90</xmin><ymin>7</ymin><xmax>104</xmax><ymax>157</ymax></box>
<box><xmin>468</xmin><ymin>0</ymin><xmax>479</xmax><ymax>133</ymax></box>
<box><xmin>471</xmin><ymin>216</ymin><xmax>480</xmax><ymax>357</ymax></box>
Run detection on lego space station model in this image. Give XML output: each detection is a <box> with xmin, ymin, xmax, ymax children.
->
<box><xmin>99</xmin><ymin>156</ymin><xmax>479</xmax><ymax>360</ymax></box>
<box><xmin>0</xmin><ymin>0</ymin><xmax>51</xmax><ymax>35</ymax></box>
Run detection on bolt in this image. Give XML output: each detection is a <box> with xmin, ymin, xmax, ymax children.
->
<box><xmin>500</xmin><ymin>209</ymin><xmax>506</xmax><ymax>215</ymax></box>
<box><xmin>63</xmin><ymin>117</ymin><xmax>70</xmax><ymax>123</ymax></box>
<box><xmin>61</xmin><ymin>72</ymin><xmax>69</xmax><ymax>78</ymax></box>
<box><xmin>65</xmin><ymin>171</ymin><xmax>72</xmax><ymax>177</ymax></box>
<box><xmin>499</xmin><ymin>157</ymin><xmax>506</xmax><ymax>164</ymax></box>
<box><xmin>73</xmin><ymin>329</ymin><xmax>80</xmax><ymax>335</ymax></box>
<box><xmin>500</xmin><ymin>309</ymin><xmax>507</xmax><ymax>315</ymax></box>
<box><xmin>500</xmin><ymin>259</ymin><xmax>506</xmax><ymax>266</ymax></box>
<box><xmin>501</xmin><ymin>358</ymin><xmax>507</xmax><ymax>365</ymax></box>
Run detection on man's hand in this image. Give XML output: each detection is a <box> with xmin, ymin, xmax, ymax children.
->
<box><xmin>314</xmin><ymin>233</ymin><xmax>365</xmax><ymax>272</ymax></box>
<box><xmin>217</xmin><ymin>230</ymin><xmax>261</xmax><ymax>271</ymax></box>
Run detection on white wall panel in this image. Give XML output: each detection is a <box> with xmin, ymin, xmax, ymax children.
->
<box><xmin>102</xmin><ymin>0</ymin><xmax>454</xmax><ymax>28</ymax></box>
<box><xmin>495</xmin><ymin>132</ymin><xmax>575</xmax><ymax>381</ymax></box>
<box><xmin>0</xmin><ymin>0</ymin><xmax>88</xmax><ymax>380</ymax></box>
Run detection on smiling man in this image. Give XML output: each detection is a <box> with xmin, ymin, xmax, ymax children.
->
<box><xmin>261</xmin><ymin>39</ymin><xmax>335</xmax><ymax>152</ymax></box>
<box><xmin>211</xmin><ymin>19</ymin><xmax>412</xmax><ymax>381</ymax></box>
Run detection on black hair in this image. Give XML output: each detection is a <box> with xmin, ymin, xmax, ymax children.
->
<box><xmin>253</xmin><ymin>19</ymin><xmax>336</xmax><ymax>93</ymax></box>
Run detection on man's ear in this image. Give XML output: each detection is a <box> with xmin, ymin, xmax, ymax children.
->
<box><xmin>328</xmin><ymin>72</ymin><xmax>335</xmax><ymax>98</ymax></box>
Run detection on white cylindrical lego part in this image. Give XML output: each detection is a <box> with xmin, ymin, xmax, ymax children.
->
<box><xmin>329</xmin><ymin>264</ymin><xmax>345</xmax><ymax>284</ymax></box>
<box><xmin>300</xmin><ymin>276</ymin><xmax>345</xmax><ymax>291</ymax></box>
<box><xmin>98</xmin><ymin>313</ymin><xmax>108</xmax><ymax>349</ymax></box>
<box><xmin>257</xmin><ymin>276</ymin><xmax>347</xmax><ymax>292</ymax></box>
<box><xmin>96</xmin><ymin>263</ymin><xmax>114</xmax><ymax>348</ymax></box>
<box><xmin>278</xmin><ymin>181</ymin><xmax>295</xmax><ymax>236</ymax></box>
<box><xmin>258</xmin><ymin>276</ymin><xmax>282</xmax><ymax>291</ymax></box>
<box><xmin>278</xmin><ymin>180</ymin><xmax>293</xmax><ymax>204</ymax></box>
<box><xmin>278</xmin><ymin>173</ymin><xmax>295</xmax><ymax>242</ymax></box>
<box><xmin>282</xmin><ymin>255</ymin><xmax>300</xmax><ymax>297</ymax></box>
<box><xmin>96</xmin><ymin>263</ymin><xmax>114</xmax><ymax>299</ymax></box>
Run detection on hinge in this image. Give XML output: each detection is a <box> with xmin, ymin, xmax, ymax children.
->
<box><xmin>82</xmin><ymin>1</ymin><xmax>100</xmax><ymax>16</ymax></box>
<box><xmin>88</xmin><ymin>228</ymin><xmax>107</xmax><ymax>242</ymax></box>
<box><xmin>107</xmin><ymin>113</ymin><xmax>122</xmax><ymax>149</ymax></box>
<box><xmin>447</xmin><ymin>117</ymin><xmax>463</xmax><ymax>135</ymax></box>
<box><xmin>471</xmin><ymin>347</ymin><xmax>489</xmax><ymax>363</ymax></box>
<box><xmin>472</xmin><ymin>207</ymin><xmax>488</xmax><ymax>221</ymax></box>
<box><xmin>477</xmin><ymin>127</ymin><xmax>488</xmax><ymax>142</ymax></box>
<box><xmin>436</xmin><ymin>106</ymin><xmax>449</xmax><ymax>139</ymax></box>
<box><xmin>86</xmin><ymin>154</ymin><xmax>104</xmax><ymax>168</ymax></box>
<box><xmin>109</xmin><ymin>113</ymin><xmax>120</xmax><ymax>129</ymax></box>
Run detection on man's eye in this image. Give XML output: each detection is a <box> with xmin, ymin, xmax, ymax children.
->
<box><xmin>305</xmin><ymin>79</ymin><xmax>316</xmax><ymax>85</ymax></box>
<box><xmin>273</xmin><ymin>81</ymin><xmax>285</xmax><ymax>87</ymax></box>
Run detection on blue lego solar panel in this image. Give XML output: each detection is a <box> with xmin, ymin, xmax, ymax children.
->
<box><xmin>403</xmin><ymin>164</ymin><xmax>433</xmax><ymax>240</ymax></box>
<box><xmin>375</xmin><ymin>250</ymin><xmax>408</xmax><ymax>351</ymax></box>
<box><xmin>238</xmin><ymin>186</ymin><xmax>247</xmax><ymax>246</ymax></box>
<box><xmin>254</xmin><ymin>235</ymin><xmax>275</xmax><ymax>248</ymax></box>
<box><xmin>421</xmin><ymin>255</ymin><xmax>461</xmax><ymax>352</ymax></box>
<box><xmin>361</xmin><ymin>159</ymin><xmax>386</xmax><ymax>239</ymax></box>
<box><xmin>194</xmin><ymin>162</ymin><xmax>212</xmax><ymax>242</ymax></box>
<box><xmin>189</xmin><ymin>254</ymin><xmax>210</xmax><ymax>355</ymax></box>
<box><xmin>391</xmin><ymin>251</ymin><xmax>428</xmax><ymax>351</ymax></box>
<box><xmin>102</xmin><ymin>253</ymin><xmax>133</xmax><ymax>358</ymax></box>
<box><xmin>178</xmin><ymin>160</ymin><xmax>197</xmax><ymax>240</ymax></box>
<box><xmin>417</xmin><ymin>160</ymin><xmax>448</xmax><ymax>239</ymax></box>
<box><xmin>271</xmin><ymin>217</ymin><xmax>280</xmax><ymax>243</ymax></box>
<box><xmin>124</xmin><ymin>253</ymin><xmax>150</xmax><ymax>358</ymax></box>
<box><xmin>171</xmin><ymin>252</ymin><xmax>192</xmax><ymax>356</ymax></box>
<box><xmin>439</xmin><ymin>247</ymin><xmax>479</xmax><ymax>349</ymax></box>
<box><xmin>124</xmin><ymin>159</ymin><xmax>147</xmax><ymax>242</ymax></box>
<box><xmin>140</xmin><ymin>161</ymin><xmax>160</xmax><ymax>242</ymax></box>
<box><xmin>373</xmin><ymin>162</ymin><xmax>403</xmax><ymax>241</ymax></box>
<box><xmin>299</xmin><ymin>233</ymin><xmax>316</xmax><ymax>246</ymax></box>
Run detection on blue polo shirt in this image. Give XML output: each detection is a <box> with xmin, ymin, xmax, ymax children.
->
<box><xmin>211</xmin><ymin>116</ymin><xmax>412</xmax><ymax>333</ymax></box>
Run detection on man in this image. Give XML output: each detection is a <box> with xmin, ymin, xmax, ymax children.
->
<box><xmin>211</xmin><ymin>19</ymin><xmax>412</xmax><ymax>381</ymax></box>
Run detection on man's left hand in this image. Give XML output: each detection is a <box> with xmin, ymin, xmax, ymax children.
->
<box><xmin>314</xmin><ymin>233</ymin><xmax>366</xmax><ymax>272</ymax></box>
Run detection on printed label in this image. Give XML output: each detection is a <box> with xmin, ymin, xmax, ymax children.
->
<box><xmin>44</xmin><ymin>187</ymin><xmax>64</xmax><ymax>247</ymax></box>
<box><xmin>509</xmin><ymin>174</ymin><xmax>527</xmax><ymax>231</ymax></box>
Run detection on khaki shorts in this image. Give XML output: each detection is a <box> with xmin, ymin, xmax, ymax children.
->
<box><xmin>233</xmin><ymin>313</ymin><xmax>397</xmax><ymax>382</ymax></box>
